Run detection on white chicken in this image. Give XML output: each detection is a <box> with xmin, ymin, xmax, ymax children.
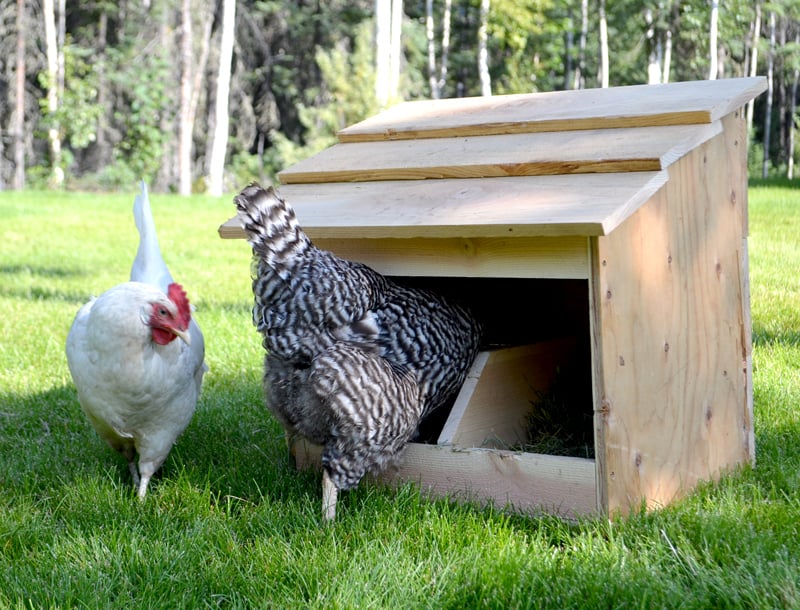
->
<box><xmin>66</xmin><ymin>182</ymin><xmax>207</xmax><ymax>499</ymax></box>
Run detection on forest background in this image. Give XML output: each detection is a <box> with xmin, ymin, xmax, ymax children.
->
<box><xmin>0</xmin><ymin>0</ymin><xmax>798</xmax><ymax>195</ymax></box>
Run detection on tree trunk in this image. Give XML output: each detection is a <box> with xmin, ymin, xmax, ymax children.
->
<box><xmin>478</xmin><ymin>0</ymin><xmax>491</xmax><ymax>96</ymax></box>
<box><xmin>573</xmin><ymin>0</ymin><xmax>587</xmax><ymax>89</ymax></box>
<box><xmin>564</xmin><ymin>26</ymin><xmax>574</xmax><ymax>89</ymax></box>
<box><xmin>13</xmin><ymin>0</ymin><xmax>26</xmax><ymax>190</ymax></box>
<box><xmin>663</xmin><ymin>29</ymin><xmax>672</xmax><ymax>84</ymax></box>
<box><xmin>43</xmin><ymin>0</ymin><xmax>63</xmax><ymax>186</ymax></box>
<box><xmin>645</xmin><ymin>8</ymin><xmax>661</xmax><ymax>84</ymax></box>
<box><xmin>425</xmin><ymin>0</ymin><xmax>438</xmax><ymax>99</ymax></box>
<box><xmin>208</xmin><ymin>0</ymin><xmax>236</xmax><ymax>196</ymax></box>
<box><xmin>438</xmin><ymin>0</ymin><xmax>451</xmax><ymax>95</ymax></box>
<box><xmin>788</xmin><ymin>32</ymin><xmax>798</xmax><ymax>180</ymax></box>
<box><xmin>389</xmin><ymin>0</ymin><xmax>402</xmax><ymax>102</ymax></box>
<box><xmin>375</xmin><ymin>0</ymin><xmax>391</xmax><ymax>107</ymax></box>
<box><xmin>192</xmin><ymin>10</ymin><xmax>214</xmax><ymax>138</ymax></box>
<box><xmin>746</xmin><ymin>2</ymin><xmax>761</xmax><ymax>132</ymax></box>
<box><xmin>376</xmin><ymin>0</ymin><xmax>402</xmax><ymax>106</ymax></box>
<box><xmin>708</xmin><ymin>0</ymin><xmax>719</xmax><ymax>79</ymax></box>
<box><xmin>178</xmin><ymin>0</ymin><xmax>194</xmax><ymax>195</ymax></box>
<box><xmin>762</xmin><ymin>10</ymin><xmax>775</xmax><ymax>179</ymax></box>
<box><xmin>91</xmin><ymin>10</ymin><xmax>110</xmax><ymax>172</ymax></box>
<box><xmin>57</xmin><ymin>0</ymin><xmax>65</xmax><ymax>95</ymax></box>
<box><xmin>598</xmin><ymin>0</ymin><xmax>608</xmax><ymax>88</ymax></box>
<box><xmin>155</xmin><ymin>8</ymin><xmax>177</xmax><ymax>191</ymax></box>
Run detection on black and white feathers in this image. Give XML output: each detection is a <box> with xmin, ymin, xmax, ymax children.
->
<box><xmin>234</xmin><ymin>183</ymin><xmax>480</xmax><ymax>520</ymax></box>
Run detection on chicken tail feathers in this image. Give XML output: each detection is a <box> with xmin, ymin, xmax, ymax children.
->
<box><xmin>130</xmin><ymin>180</ymin><xmax>174</xmax><ymax>292</ymax></box>
<box><xmin>233</xmin><ymin>183</ymin><xmax>312</xmax><ymax>281</ymax></box>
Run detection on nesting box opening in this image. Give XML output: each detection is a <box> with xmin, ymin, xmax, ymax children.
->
<box><xmin>392</xmin><ymin>276</ymin><xmax>594</xmax><ymax>459</ymax></box>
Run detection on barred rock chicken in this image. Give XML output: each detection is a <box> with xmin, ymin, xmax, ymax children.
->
<box><xmin>66</xmin><ymin>182</ymin><xmax>207</xmax><ymax>499</ymax></box>
<box><xmin>233</xmin><ymin>183</ymin><xmax>481</xmax><ymax>520</ymax></box>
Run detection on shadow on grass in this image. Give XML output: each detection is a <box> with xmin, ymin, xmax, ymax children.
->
<box><xmin>0</xmin><ymin>264</ymin><xmax>92</xmax><ymax>303</ymax></box>
<box><xmin>752</xmin><ymin>323</ymin><xmax>800</xmax><ymax>348</ymax></box>
<box><xmin>0</xmin><ymin>264</ymin><xmax>85</xmax><ymax>279</ymax></box>
<box><xmin>0</xmin><ymin>379</ymin><xmax>319</xmax><ymax>508</ymax></box>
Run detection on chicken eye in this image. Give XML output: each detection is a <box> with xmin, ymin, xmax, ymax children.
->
<box><xmin>158</xmin><ymin>307</ymin><xmax>168</xmax><ymax>316</ymax></box>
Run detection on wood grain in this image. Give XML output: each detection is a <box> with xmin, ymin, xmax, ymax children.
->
<box><xmin>308</xmin><ymin>235</ymin><xmax>591</xmax><ymax>279</ymax></box>
<box><xmin>291</xmin><ymin>439</ymin><xmax>599</xmax><ymax>519</ymax></box>
<box><xmin>279</xmin><ymin>123</ymin><xmax>720</xmax><ymax>184</ymax></box>
<box><xmin>338</xmin><ymin>77</ymin><xmax>767</xmax><ymax>142</ymax></box>
<box><xmin>593</xmin><ymin>113</ymin><xmax>752</xmax><ymax>515</ymax></box>
<box><xmin>218</xmin><ymin>171</ymin><xmax>669</xmax><ymax>240</ymax></box>
<box><xmin>439</xmin><ymin>339</ymin><xmax>579</xmax><ymax>448</ymax></box>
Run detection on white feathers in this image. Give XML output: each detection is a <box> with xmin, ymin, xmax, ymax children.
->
<box><xmin>130</xmin><ymin>180</ymin><xmax>173</xmax><ymax>292</ymax></box>
<box><xmin>66</xmin><ymin>182</ymin><xmax>207</xmax><ymax>499</ymax></box>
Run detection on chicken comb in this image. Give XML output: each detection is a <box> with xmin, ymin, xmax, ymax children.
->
<box><xmin>167</xmin><ymin>283</ymin><xmax>192</xmax><ymax>328</ymax></box>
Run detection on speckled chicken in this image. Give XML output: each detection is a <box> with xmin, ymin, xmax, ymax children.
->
<box><xmin>233</xmin><ymin>183</ymin><xmax>481</xmax><ymax>520</ymax></box>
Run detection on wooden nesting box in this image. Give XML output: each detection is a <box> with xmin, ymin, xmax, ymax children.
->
<box><xmin>220</xmin><ymin>77</ymin><xmax>766</xmax><ymax>519</ymax></box>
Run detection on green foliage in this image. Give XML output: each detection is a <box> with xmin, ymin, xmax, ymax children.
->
<box><xmin>5</xmin><ymin>2</ymin><xmax>799</xmax><ymax>187</ymax></box>
<box><xmin>489</xmin><ymin>0</ymin><xmax>554</xmax><ymax>94</ymax></box>
<box><xmin>59</xmin><ymin>41</ymin><xmax>104</xmax><ymax>149</ymax></box>
<box><xmin>106</xmin><ymin>47</ymin><xmax>173</xmax><ymax>185</ymax></box>
<box><xmin>267</xmin><ymin>21</ymin><xmax>381</xmax><ymax>174</ymax></box>
<box><xmin>37</xmin><ymin>40</ymin><xmax>103</xmax><ymax>152</ymax></box>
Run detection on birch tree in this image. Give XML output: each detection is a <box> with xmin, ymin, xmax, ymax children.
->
<box><xmin>478</xmin><ymin>0</ymin><xmax>491</xmax><ymax>96</ymax></box>
<box><xmin>598</xmin><ymin>0</ymin><xmax>608</xmax><ymax>88</ymax></box>
<box><xmin>375</xmin><ymin>0</ymin><xmax>390</xmax><ymax>106</ymax></box>
<box><xmin>178</xmin><ymin>0</ymin><xmax>193</xmax><ymax>195</ymax></box>
<box><xmin>425</xmin><ymin>0</ymin><xmax>452</xmax><ymax>99</ymax></box>
<box><xmin>375</xmin><ymin>0</ymin><xmax>402</xmax><ymax>107</ymax></box>
<box><xmin>390</xmin><ymin>0</ymin><xmax>402</xmax><ymax>101</ymax></box>
<box><xmin>573</xmin><ymin>0</ymin><xmax>588</xmax><ymax>90</ymax></box>
<box><xmin>13</xmin><ymin>0</ymin><xmax>25</xmax><ymax>189</ymax></box>
<box><xmin>645</xmin><ymin>7</ymin><xmax>662</xmax><ymax>83</ymax></box>
<box><xmin>708</xmin><ymin>0</ymin><xmax>719</xmax><ymax>79</ymax></box>
<box><xmin>762</xmin><ymin>9</ymin><xmax>775</xmax><ymax>178</ymax></box>
<box><xmin>57</xmin><ymin>0</ymin><xmax>64</xmax><ymax>96</ymax></box>
<box><xmin>426</xmin><ymin>0</ymin><xmax>437</xmax><ymax>97</ymax></box>
<box><xmin>208</xmin><ymin>0</ymin><xmax>236</xmax><ymax>196</ymax></box>
<box><xmin>43</xmin><ymin>0</ymin><xmax>63</xmax><ymax>185</ymax></box>
<box><xmin>789</xmin><ymin>32</ymin><xmax>799</xmax><ymax>179</ymax></box>
<box><xmin>663</xmin><ymin>29</ymin><xmax>672</xmax><ymax>83</ymax></box>
<box><xmin>439</xmin><ymin>0</ymin><xmax>452</xmax><ymax>95</ymax></box>
<box><xmin>746</xmin><ymin>2</ymin><xmax>761</xmax><ymax>132</ymax></box>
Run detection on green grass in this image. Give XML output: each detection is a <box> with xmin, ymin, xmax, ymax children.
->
<box><xmin>1</xmin><ymin>182</ymin><xmax>799</xmax><ymax>608</ymax></box>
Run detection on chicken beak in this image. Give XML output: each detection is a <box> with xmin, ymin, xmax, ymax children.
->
<box><xmin>173</xmin><ymin>327</ymin><xmax>192</xmax><ymax>345</ymax></box>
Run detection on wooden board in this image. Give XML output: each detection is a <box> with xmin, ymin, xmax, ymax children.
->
<box><xmin>592</xmin><ymin>112</ymin><xmax>753</xmax><ymax>515</ymax></box>
<box><xmin>291</xmin><ymin>439</ymin><xmax>598</xmax><ymax>519</ymax></box>
<box><xmin>279</xmin><ymin>123</ymin><xmax>720</xmax><ymax>184</ymax></box>
<box><xmin>338</xmin><ymin>77</ymin><xmax>767</xmax><ymax>142</ymax></box>
<box><xmin>218</xmin><ymin>171</ymin><xmax>669</xmax><ymax>240</ymax></box>
<box><xmin>439</xmin><ymin>339</ymin><xmax>579</xmax><ymax>448</ymax></box>
<box><xmin>308</xmin><ymin>236</ymin><xmax>591</xmax><ymax>279</ymax></box>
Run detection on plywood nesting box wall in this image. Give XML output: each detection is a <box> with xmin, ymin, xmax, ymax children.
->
<box><xmin>220</xmin><ymin>77</ymin><xmax>767</xmax><ymax>519</ymax></box>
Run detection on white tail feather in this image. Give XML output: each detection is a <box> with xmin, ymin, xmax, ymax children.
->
<box><xmin>130</xmin><ymin>180</ymin><xmax>173</xmax><ymax>292</ymax></box>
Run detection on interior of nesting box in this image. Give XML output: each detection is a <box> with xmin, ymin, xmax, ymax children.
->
<box><xmin>391</xmin><ymin>276</ymin><xmax>595</xmax><ymax>458</ymax></box>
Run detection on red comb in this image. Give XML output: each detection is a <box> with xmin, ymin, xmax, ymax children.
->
<box><xmin>167</xmin><ymin>283</ymin><xmax>192</xmax><ymax>329</ymax></box>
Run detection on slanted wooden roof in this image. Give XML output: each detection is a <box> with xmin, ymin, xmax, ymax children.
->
<box><xmin>336</xmin><ymin>77</ymin><xmax>768</xmax><ymax>141</ymax></box>
<box><xmin>219</xmin><ymin>77</ymin><xmax>767</xmax><ymax>240</ymax></box>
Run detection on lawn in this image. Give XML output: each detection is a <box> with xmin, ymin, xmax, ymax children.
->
<box><xmin>0</xmin><ymin>181</ymin><xmax>798</xmax><ymax>608</ymax></box>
